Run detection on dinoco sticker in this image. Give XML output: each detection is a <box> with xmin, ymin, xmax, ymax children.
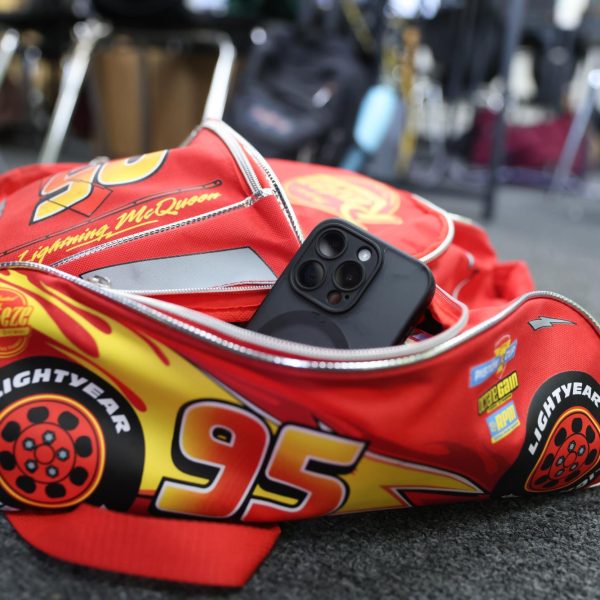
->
<box><xmin>469</xmin><ymin>334</ymin><xmax>518</xmax><ymax>388</ymax></box>
<box><xmin>494</xmin><ymin>372</ymin><xmax>600</xmax><ymax>497</ymax></box>
<box><xmin>0</xmin><ymin>288</ymin><xmax>33</xmax><ymax>359</ymax></box>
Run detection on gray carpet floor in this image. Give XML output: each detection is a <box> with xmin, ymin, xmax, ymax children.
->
<box><xmin>1</xmin><ymin>146</ymin><xmax>599</xmax><ymax>599</ymax></box>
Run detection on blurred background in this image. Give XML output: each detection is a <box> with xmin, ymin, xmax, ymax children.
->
<box><xmin>1</xmin><ymin>0</ymin><xmax>600</xmax><ymax>219</ymax></box>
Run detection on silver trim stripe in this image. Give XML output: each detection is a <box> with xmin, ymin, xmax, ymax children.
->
<box><xmin>1</xmin><ymin>261</ymin><xmax>598</xmax><ymax>372</ymax></box>
<box><xmin>411</xmin><ymin>193</ymin><xmax>455</xmax><ymax>264</ymax></box>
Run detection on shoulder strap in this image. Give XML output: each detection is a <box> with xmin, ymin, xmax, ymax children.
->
<box><xmin>6</xmin><ymin>505</ymin><xmax>280</xmax><ymax>587</ymax></box>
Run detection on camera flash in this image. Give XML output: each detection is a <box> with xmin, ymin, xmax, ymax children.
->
<box><xmin>357</xmin><ymin>248</ymin><xmax>372</xmax><ymax>262</ymax></box>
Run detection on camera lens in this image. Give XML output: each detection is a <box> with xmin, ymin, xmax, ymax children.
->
<box><xmin>334</xmin><ymin>261</ymin><xmax>364</xmax><ymax>291</ymax></box>
<box><xmin>296</xmin><ymin>260</ymin><xmax>325</xmax><ymax>290</ymax></box>
<box><xmin>317</xmin><ymin>230</ymin><xmax>346</xmax><ymax>259</ymax></box>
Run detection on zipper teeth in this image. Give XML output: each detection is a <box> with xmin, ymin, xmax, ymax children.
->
<box><xmin>51</xmin><ymin>195</ymin><xmax>259</xmax><ymax>269</ymax></box>
<box><xmin>126</xmin><ymin>284</ymin><xmax>470</xmax><ymax>359</ymax></box>
<box><xmin>112</xmin><ymin>283</ymin><xmax>274</xmax><ymax>296</ymax></box>
<box><xmin>202</xmin><ymin>121</ymin><xmax>264</xmax><ymax>196</ymax></box>
<box><xmin>228</xmin><ymin>124</ymin><xmax>305</xmax><ymax>244</ymax></box>
<box><xmin>4</xmin><ymin>261</ymin><xmax>598</xmax><ymax>372</ymax></box>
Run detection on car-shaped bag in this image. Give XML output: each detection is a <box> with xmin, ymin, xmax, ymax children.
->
<box><xmin>0</xmin><ymin>121</ymin><xmax>598</xmax><ymax>586</ymax></box>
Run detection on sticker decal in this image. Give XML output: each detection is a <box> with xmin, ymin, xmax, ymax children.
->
<box><xmin>478</xmin><ymin>371</ymin><xmax>519</xmax><ymax>414</ymax></box>
<box><xmin>469</xmin><ymin>334</ymin><xmax>518</xmax><ymax>387</ymax></box>
<box><xmin>0</xmin><ymin>288</ymin><xmax>33</xmax><ymax>359</ymax></box>
<box><xmin>494</xmin><ymin>372</ymin><xmax>600</xmax><ymax>497</ymax></box>
<box><xmin>486</xmin><ymin>401</ymin><xmax>520</xmax><ymax>443</ymax></box>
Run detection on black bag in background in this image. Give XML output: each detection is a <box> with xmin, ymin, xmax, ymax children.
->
<box><xmin>226</xmin><ymin>2</ymin><xmax>375</xmax><ymax>164</ymax></box>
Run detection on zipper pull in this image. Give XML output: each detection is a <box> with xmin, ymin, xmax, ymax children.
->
<box><xmin>82</xmin><ymin>274</ymin><xmax>112</xmax><ymax>288</ymax></box>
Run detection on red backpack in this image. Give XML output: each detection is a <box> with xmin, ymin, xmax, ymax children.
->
<box><xmin>0</xmin><ymin>121</ymin><xmax>598</xmax><ymax>586</ymax></box>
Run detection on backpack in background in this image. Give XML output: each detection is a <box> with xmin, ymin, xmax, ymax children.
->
<box><xmin>226</xmin><ymin>3</ymin><xmax>375</xmax><ymax>163</ymax></box>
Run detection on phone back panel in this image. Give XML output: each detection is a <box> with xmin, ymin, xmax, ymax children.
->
<box><xmin>248</xmin><ymin>220</ymin><xmax>435</xmax><ymax>348</ymax></box>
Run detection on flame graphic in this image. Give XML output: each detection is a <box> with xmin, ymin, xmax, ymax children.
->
<box><xmin>285</xmin><ymin>174</ymin><xmax>404</xmax><ymax>228</ymax></box>
<box><xmin>0</xmin><ymin>268</ymin><xmax>483</xmax><ymax>519</ymax></box>
<box><xmin>0</xmin><ymin>269</ymin><xmax>243</xmax><ymax>495</ymax></box>
<box><xmin>338</xmin><ymin>452</ymin><xmax>483</xmax><ymax>512</ymax></box>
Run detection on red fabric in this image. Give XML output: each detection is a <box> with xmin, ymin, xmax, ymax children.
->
<box><xmin>6</xmin><ymin>504</ymin><xmax>280</xmax><ymax>587</ymax></box>
<box><xmin>270</xmin><ymin>158</ymin><xmax>451</xmax><ymax>261</ymax></box>
<box><xmin>0</xmin><ymin>127</ymin><xmax>535</xmax><ymax>323</ymax></box>
<box><xmin>0</xmin><ymin>128</ymin><xmax>300</xmax><ymax>276</ymax></box>
<box><xmin>0</xmin><ymin>163</ymin><xmax>77</xmax><ymax>197</ymax></box>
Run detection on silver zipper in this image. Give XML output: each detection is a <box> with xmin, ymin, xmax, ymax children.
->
<box><xmin>122</xmin><ymin>284</ymin><xmax>470</xmax><ymax>359</ymax></box>
<box><xmin>3</xmin><ymin>261</ymin><xmax>598</xmax><ymax>372</ymax></box>
<box><xmin>105</xmin><ymin>282</ymin><xmax>274</xmax><ymax>296</ymax></box>
<box><xmin>227</xmin><ymin>124</ymin><xmax>305</xmax><ymax>245</ymax></box>
<box><xmin>51</xmin><ymin>195</ymin><xmax>260</xmax><ymax>269</ymax></box>
<box><xmin>202</xmin><ymin>120</ymin><xmax>266</xmax><ymax>197</ymax></box>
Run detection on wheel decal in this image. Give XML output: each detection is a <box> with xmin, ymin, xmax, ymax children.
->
<box><xmin>0</xmin><ymin>394</ymin><xmax>106</xmax><ymax>508</ymax></box>
<box><xmin>526</xmin><ymin>407</ymin><xmax>600</xmax><ymax>493</ymax></box>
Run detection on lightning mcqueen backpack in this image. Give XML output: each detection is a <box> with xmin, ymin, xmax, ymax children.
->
<box><xmin>0</xmin><ymin>121</ymin><xmax>598</xmax><ymax>587</ymax></box>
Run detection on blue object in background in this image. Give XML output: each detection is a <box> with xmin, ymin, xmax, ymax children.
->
<box><xmin>340</xmin><ymin>83</ymin><xmax>402</xmax><ymax>172</ymax></box>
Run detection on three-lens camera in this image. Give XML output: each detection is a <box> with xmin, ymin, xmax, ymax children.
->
<box><xmin>293</xmin><ymin>226</ymin><xmax>379</xmax><ymax>311</ymax></box>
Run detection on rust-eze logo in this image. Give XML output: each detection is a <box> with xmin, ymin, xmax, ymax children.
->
<box><xmin>0</xmin><ymin>289</ymin><xmax>33</xmax><ymax>359</ymax></box>
<box><xmin>284</xmin><ymin>174</ymin><xmax>403</xmax><ymax>228</ymax></box>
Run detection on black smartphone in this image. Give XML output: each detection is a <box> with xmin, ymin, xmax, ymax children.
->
<box><xmin>247</xmin><ymin>219</ymin><xmax>435</xmax><ymax>348</ymax></box>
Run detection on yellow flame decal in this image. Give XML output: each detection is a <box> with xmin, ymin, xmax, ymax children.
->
<box><xmin>338</xmin><ymin>452</ymin><xmax>483</xmax><ymax>513</ymax></box>
<box><xmin>0</xmin><ymin>269</ymin><xmax>484</xmax><ymax>519</ymax></box>
<box><xmin>285</xmin><ymin>174</ymin><xmax>404</xmax><ymax>228</ymax></box>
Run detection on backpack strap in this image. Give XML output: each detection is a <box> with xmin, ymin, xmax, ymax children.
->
<box><xmin>6</xmin><ymin>504</ymin><xmax>280</xmax><ymax>587</ymax></box>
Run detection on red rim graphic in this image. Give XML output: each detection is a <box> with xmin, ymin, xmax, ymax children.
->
<box><xmin>526</xmin><ymin>407</ymin><xmax>600</xmax><ymax>492</ymax></box>
<box><xmin>0</xmin><ymin>394</ymin><xmax>105</xmax><ymax>508</ymax></box>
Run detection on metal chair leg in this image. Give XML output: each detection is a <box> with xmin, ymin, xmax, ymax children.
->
<box><xmin>195</xmin><ymin>30</ymin><xmax>237</xmax><ymax>121</ymax></box>
<box><xmin>551</xmin><ymin>69</ymin><xmax>600</xmax><ymax>192</ymax></box>
<box><xmin>38</xmin><ymin>19</ymin><xmax>112</xmax><ymax>164</ymax></box>
<box><xmin>0</xmin><ymin>29</ymin><xmax>20</xmax><ymax>90</ymax></box>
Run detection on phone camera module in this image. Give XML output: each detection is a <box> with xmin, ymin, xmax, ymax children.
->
<box><xmin>296</xmin><ymin>260</ymin><xmax>325</xmax><ymax>290</ymax></box>
<box><xmin>334</xmin><ymin>261</ymin><xmax>364</xmax><ymax>291</ymax></box>
<box><xmin>317</xmin><ymin>230</ymin><xmax>346</xmax><ymax>259</ymax></box>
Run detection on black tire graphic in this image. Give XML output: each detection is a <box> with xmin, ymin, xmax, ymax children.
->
<box><xmin>0</xmin><ymin>357</ymin><xmax>144</xmax><ymax>510</ymax></box>
<box><xmin>494</xmin><ymin>371</ymin><xmax>600</xmax><ymax>497</ymax></box>
<box><xmin>526</xmin><ymin>409</ymin><xmax>600</xmax><ymax>492</ymax></box>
